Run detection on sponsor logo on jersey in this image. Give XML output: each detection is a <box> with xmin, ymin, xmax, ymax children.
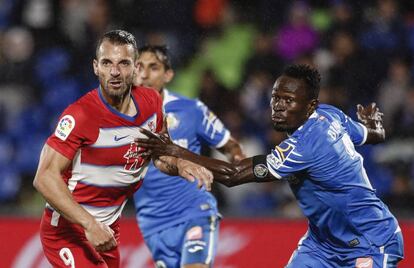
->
<box><xmin>166</xmin><ymin>113</ymin><xmax>179</xmax><ymax>130</ymax></box>
<box><xmin>187</xmin><ymin>226</ymin><xmax>203</xmax><ymax>240</ymax></box>
<box><xmin>123</xmin><ymin>142</ymin><xmax>145</xmax><ymax>171</ymax></box>
<box><xmin>188</xmin><ymin>245</ymin><xmax>204</xmax><ymax>253</ymax></box>
<box><xmin>155</xmin><ymin>260</ymin><xmax>167</xmax><ymax>268</ymax></box>
<box><xmin>55</xmin><ymin>115</ymin><xmax>75</xmax><ymax>141</ymax></box>
<box><xmin>114</xmin><ymin>135</ymin><xmax>129</xmax><ymax>141</ymax></box>
<box><xmin>355</xmin><ymin>257</ymin><xmax>373</xmax><ymax>268</ymax></box>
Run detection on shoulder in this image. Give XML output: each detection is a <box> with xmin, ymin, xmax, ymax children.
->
<box><xmin>164</xmin><ymin>89</ymin><xmax>201</xmax><ymax>111</ymax></box>
<box><xmin>63</xmin><ymin>89</ymin><xmax>101</xmax><ymax>122</ymax></box>
<box><xmin>132</xmin><ymin>86</ymin><xmax>162</xmax><ymax>102</ymax></box>
<box><xmin>316</xmin><ymin>104</ymin><xmax>345</xmax><ymax>120</ymax></box>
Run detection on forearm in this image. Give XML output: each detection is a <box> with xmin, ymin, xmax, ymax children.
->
<box><xmin>176</xmin><ymin>148</ymin><xmax>237</xmax><ymax>175</ymax></box>
<box><xmin>214</xmin><ymin>157</ymin><xmax>274</xmax><ymax>187</ymax></box>
<box><xmin>34</xmin><ymin>170</ymin><xmax>95</xmax><ymax>229</ymax></box>
<box><xmin>364</xmin><ymin>121</ymin><xmax>385</xmax><ymax>144</ymax></box>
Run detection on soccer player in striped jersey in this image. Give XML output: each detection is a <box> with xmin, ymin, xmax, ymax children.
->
<box><xmin>138</xmin><ymin>64</ymin><xmax>404</xmax><ymax>268</ymax></box>
<box><xmin>133</xmin><ymin>45</ymin><xmax>244</xmax><ymax>268</ymax></box>
<box><xmin>33</xmin><ymin>30</ymin><xmax>213</xmax><ymax>268</ymax></box>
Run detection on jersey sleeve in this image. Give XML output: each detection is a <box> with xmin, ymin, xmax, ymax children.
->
<box><xmin>195</xmin><ymin>100</ymin><xmax>230</xmax><ymax>148</ymax></box>
<box><xmin>338</xmin><ymin>111</ymin><xmax>367</xmax><ymax>146</ymax></box>
<box><xmin>266</xmin><ymin>138</ymin><xmax>312</xmax><ymax>180</ymax></box>
<box><xmin>46</xmin><ymin>104</ymin><xmax>96</xmax><ymax>160</ymax></box>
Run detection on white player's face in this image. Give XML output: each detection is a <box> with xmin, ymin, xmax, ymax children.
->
<box><xmin>93</xmin><ymin>40</ymin><xmax>137</xmax><ymax>98</ymax></box>
<box><xmin>135</xmin><ymin>52</ymin><xmax>173</xmax><ymax>92</ymax></box>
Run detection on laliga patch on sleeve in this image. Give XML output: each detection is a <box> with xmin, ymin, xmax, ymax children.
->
<box><xmin>55</xmin><ymin>115</ymin><xmax>76</xmax><ymax>141</ymax></box>
<box><xmin>355</xmin><ymin>257</ymin><xmax>373</xmax><ymax>268</ymax></box>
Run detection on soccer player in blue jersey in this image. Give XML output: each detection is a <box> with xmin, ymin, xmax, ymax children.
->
<box><xmin>138</xmin><ymin>64</ymin><xmax>404</xmax><ymax>268</ymax></box>
<box><xmin>133</xmin><ymin>45</ymin><xmax>245</xmax><ymax>268</ymax></box>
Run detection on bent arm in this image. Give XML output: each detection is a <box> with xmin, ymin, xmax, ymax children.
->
<box><xmin>217</xmin><ymin>136</ymin><xmax>246</xmax><ymax>163</ymax></box>
<box><xmin>33</xmin><ymin>144</ymin><xmax>95</xmax><ymax>228</ymax></box>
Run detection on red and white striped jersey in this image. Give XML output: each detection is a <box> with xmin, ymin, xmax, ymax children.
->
<box><xmin>45</xmin><ymin>86</ymin><xmax>163</xmax><ymax>226</ymax></box>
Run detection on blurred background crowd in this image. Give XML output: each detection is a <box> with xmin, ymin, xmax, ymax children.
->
<box><xmin>0</xmin><ymin>0</ymin><xmax>413</xmax><ymax>219</ymax></box>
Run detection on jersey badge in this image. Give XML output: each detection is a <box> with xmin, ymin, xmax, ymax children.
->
<box><xmin>355</xmin><ymin>257</ymin><xmax>373</xmax><ymax>268</ymax></box>
<box><xmin>166</xmin><ymin>113</ymin><xmax>179</xmax><ymax>130</ymax></box>
<box><xmin>55</xmin><ymin>115</ymin><xmax>75</xmax><ymax>141</ymax></box>
<box><xmin>186</xmin><ymin>226</ymin><xmax>203</xmax><ymax>240</ymax></box>
<box><xmin>274</xmin><ymin>142</ymin><xmax>295</xmax><ymax>162</ymax></box>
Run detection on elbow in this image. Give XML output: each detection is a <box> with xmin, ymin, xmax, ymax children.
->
<box><xmin>33</xmin><ymin>173</ymin><xmax>46</xmax><ymax>193</ymax></box>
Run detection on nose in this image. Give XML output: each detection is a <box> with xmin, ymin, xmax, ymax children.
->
<box><xmin>139</xmin><ymin>67</ymin><xmax>149</xmax><ymax>79</ymax></box>
<box><xmin>271</xmin><ymin>99</ymin><xmax>285</xmax><ymax>112</ymax></box>
<box><xmin>110</xmin><ymin>65</ymin><xmax>120</xmax><ymax>77</ymax></box>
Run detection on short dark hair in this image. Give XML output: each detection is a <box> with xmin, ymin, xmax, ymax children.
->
<box><xmin>96</xmin><ymin>30</ymin><xmax>138</xmax><ymax>59</ymax></box>
<box><xmin>282</xmin><ymin>64</ymin><xmax>321</xmax><ymax>99</ymax></box>
<box><xmin>138</xmin><ymin>45</ymin><xmax>172</xmax><ymax>70</ymax></box>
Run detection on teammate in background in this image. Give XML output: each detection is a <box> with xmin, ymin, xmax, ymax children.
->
<box><xmin>133</xmin><ymin>45</ymin><xmax>245</xmax><ymax>268</ymax></box>
<box><xmin>138</xmin><ymin>64</ymin><xmax>404</xmax><ymax>267</ymax></box>
<box><xmin>33</xmin><ymin>30</ymin><xmax>213</xmax><ymax>268</ymax></box>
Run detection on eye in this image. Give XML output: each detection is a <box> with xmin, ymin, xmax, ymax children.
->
<box><xmin>286</xmin><ymin>98</ymin><xmax>294</xmax><ymax>103</ymax></box>
<box><xmin>101</xmin><ymin>60</ymin><xmax>111</xmax><ymax>67</ymax></box>
<box><xmin>120</xmin><ymin>60</ymin><xmax>131</xmax><ymax>66</ymax></box>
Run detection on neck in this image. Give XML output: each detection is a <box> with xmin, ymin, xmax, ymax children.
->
<box><xmin>159</xmin><ymin>88</ymin><xmax>165</xmax><ymax>100</ymax></box>
<box><xmin>102</xmin><ymin>86</ymin><xmax>133</xmax><ymax>114</ymax></box>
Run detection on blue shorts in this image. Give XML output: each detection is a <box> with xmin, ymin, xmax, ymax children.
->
<box><xmin>144</xmin><ymin>216</ymin><xmax>219</xmax><ymax>268</ymax></box>
<box><xmin>286</xmin><ymin>229</ymin><xmax>404</xmax><ymax>268</ymax></box>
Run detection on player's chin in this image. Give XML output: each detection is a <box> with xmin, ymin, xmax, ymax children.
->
<box><xmin>272</xmin><ymin>122</ymin><xmax>288</xmax><ymax>132</ymax></box>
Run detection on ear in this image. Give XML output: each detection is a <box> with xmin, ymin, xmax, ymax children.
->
<box><xmin>93</xmin><ymin>59</ymin><xmax>99</xmax><ymax>76</ymax></box>
<box><xmin>307</xmin><ymin>99</ymin><xmax>319</xmax><ymax>116</ymax></box>
<box><xmin>164</xmin><ymin>69</ymin><xmax>175</xmax><ymax>84</ymax></box>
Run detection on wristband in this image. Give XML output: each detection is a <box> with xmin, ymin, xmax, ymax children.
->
<box><xmin>252</xmin><ymin>155</ymin><xmax>269</xmax><ymax>179</ymax></box>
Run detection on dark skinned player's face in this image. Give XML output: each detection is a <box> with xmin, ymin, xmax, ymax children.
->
<box><xmin>271</xmin><ymin>75</ymin><xmax>317</xmax><ymax>133</ymax></box>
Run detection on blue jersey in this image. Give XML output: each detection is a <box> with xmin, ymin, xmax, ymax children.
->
<box><xmin>266</xmin><ymin>104</ymin><xmax>399</xmax><ymax>259</ymax></box>
<box><xmin>134</xmin><ymin>89</ymin><xmax>229</xmax><ymax>237</ymax></box>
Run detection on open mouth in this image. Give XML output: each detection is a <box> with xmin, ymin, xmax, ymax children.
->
<box><xmin>109</xmin><ymin>80</ymin><xmax>122</xmax><ymax>88</ymax></box>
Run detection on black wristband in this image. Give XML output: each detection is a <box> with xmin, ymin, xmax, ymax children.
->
<box><xmin>252</xmin><ymin>155</ymin><xmax>269</xmax><ymax>179</ymax></box>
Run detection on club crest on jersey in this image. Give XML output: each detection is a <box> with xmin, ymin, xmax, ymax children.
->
<box><xmin>55</xmin><ymin>115</ymin><xmax>75</xmax><ymax>141</ymax></box>
<box><xmin>166</xmin><ymin>113</ymin><xmax>179</xmax><ymax>130</ymax></box>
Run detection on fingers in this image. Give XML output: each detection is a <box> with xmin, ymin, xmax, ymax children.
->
<box><xmin>138</xmin><ymin>127</ymin><xmax>166</xmax><ymax>143</ymax></box>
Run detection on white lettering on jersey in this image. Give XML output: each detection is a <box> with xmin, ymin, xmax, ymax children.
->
<box><xmin>55</xmin><ymin>115</ymin><xmax>75</xmax><ymax>141</ymax></box>
<box><xmin>327</xmin><ymin>120</ymin><xmax>341</xmax><ymax>140</ymax></box>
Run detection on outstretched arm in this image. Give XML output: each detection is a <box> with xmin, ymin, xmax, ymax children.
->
<box><xmin>356</xmin><ymin>102</ymin><xmax>385</xmax><ymax>144</ymax></box>
<box><xmin>137</xmin><ymin>128</ymin><xmax>275</xmax><ymax>187</ymax></box>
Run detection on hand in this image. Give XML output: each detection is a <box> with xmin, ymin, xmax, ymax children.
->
<box><xmin>84</xmin><ymin>219</ymin><xmax>117</xmax><ymax>252</ymax></box>
<box><xmin>160</xmin><ymin>156</ymin><xmax>214</xmax><ymax>191</ymax></box>
<box><xmin>356</xmin><ymin>102</ymin><xmax>384</xmax><ymax>128</ymax></box>
<box><xmin>136</xmin><ymin>128</ymin><xmax>184</xmax><ymax>158</ymax></box>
